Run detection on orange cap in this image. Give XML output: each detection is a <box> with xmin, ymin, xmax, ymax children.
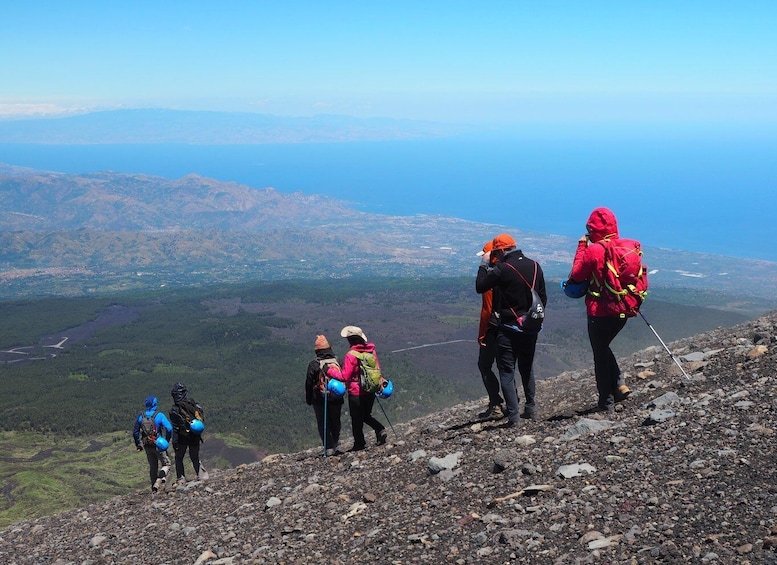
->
<box><xmin>491</xmin><ymin>233</ymin><xmax>516</xmax><ymax>250</ymax></box>
<box><xmin>476</xmin><ymin>240</ymin><xmax>494</xmax><ymax>256</ymax></box>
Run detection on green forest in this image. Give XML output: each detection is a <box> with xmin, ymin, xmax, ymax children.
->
<box><xmin>0</xmin><ymin>276</ymin><xmax>756</xmax><ymax>527</ymax></box>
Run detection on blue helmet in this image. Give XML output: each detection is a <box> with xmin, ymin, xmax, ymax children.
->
<box><xmin>561</xmin><ymin>279</ymin><xmax>589</xmax><ymax>299</ymax></box>
<box><xmin>377</xmin><ymin>380</ymin><xmax>393</xmax><ymax>399</ymax></box>
<box><xmin>190</xmin><ymin>418</ymin><xmax>205</xmax><ymax>434</ymax></box>
<box><xmin>327</xmin><ymin>379</ymin><xmax>346</xmax><ymax>398</ymax></box>
<box><xmin>155</xmin><ymin>436</ymin><xmax>169</xmax><ymax>451</ymax></box>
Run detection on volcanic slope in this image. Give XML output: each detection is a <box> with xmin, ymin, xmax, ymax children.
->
<box><xmin>2</xmin><ymin>312</ymin><xmax>776</xmax><ymax>564</ymax></box>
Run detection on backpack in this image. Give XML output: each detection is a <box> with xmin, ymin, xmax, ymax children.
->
<box><xmin>139</xmin><ymin>412</ymin><xmax>158</xmax><ymax>447</ymax></box>
<box><xmin>501</xmin><ymin>260</ymin><xmax>545</xmax><ymax>334</ymax></box>
<box><xmin>317</xmin><ymin>358</ymin><xmax>342</xmax><ymax>396</ymax></box>
<box><xmin>592</xmin><ymin>238</ymin><xmax>649</xmax><ymax>318</ymax></box>
<box><xmin>177</xmin><ymin>397</ymin><xmax>204</xmax><ymax>434</ymax></box>
<box><xmin>351</xmin><ymin>350</ymin><xmax>384</xmax><ymax>394</ymax></box>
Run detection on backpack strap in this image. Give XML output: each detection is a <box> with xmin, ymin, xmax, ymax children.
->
<box><xmin>500</xmin><ymin>260</ymin><xmax>538</xmax><ymax>321</ymax></box>
<box><xmin>502</xmin><ymin>259</ymin><xmax>537</xmax><ymax>289</ymax></box>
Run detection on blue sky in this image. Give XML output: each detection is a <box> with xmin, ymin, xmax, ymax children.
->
<box><xmin>1</xmin><ymin>1</ymin><xmax>776</xmax><ymax>124</ymax></box>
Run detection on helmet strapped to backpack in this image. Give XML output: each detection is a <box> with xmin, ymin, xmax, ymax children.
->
<box><xmin>327</xmin><ymin>378</ymin><xmax>346</xmax><ymax>398</ymax></box>
<box><xmin>377</xmin><ymin>379</ymin><xmax>394</xmax><ymax>399</ymax></box>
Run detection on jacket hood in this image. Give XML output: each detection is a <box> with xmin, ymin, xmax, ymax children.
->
<box><xmin>171</xmin><ymin>382</ymin><xmax>188</xmax><ymax>403</ymax></box>
<box><xmin>144</xmin><ymin>395</ymin><xmax>158</xmax><ymax>411</ymax></box>
<box><xmin>586</xmin><ymin>207</ymin><xmax>619</xmax><ymax>243</ymax></box>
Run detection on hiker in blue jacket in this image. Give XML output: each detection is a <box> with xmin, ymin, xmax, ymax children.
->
<box><xmin>132</xmin><ymin>395</ymin><xmax>173</xmax><ymax>493</ymax></box>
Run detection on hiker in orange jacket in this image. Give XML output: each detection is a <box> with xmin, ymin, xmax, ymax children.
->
<box><xmin>476</xmin><ymin>239</ymin><xmax>504</xmax><ymax>420</ymax></box>
<box><xmin>569</xmin><ymin>207</ymin><xmax>632</xmax><ymax>412</ymax></box>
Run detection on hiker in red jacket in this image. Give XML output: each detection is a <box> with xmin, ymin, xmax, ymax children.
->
<box><xmin>569</xmin><ymin>207</ymin><xmax>633</xmax><ymax>412</ymax></box>
<box><xmin>476</xmin><ymin>239</ymin><xmax>504</xmax><ymax>420</ymax></box>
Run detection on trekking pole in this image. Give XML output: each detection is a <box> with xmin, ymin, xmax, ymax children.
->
<box><xmin>323</xmin><ymin>387</ymin><xmax>328</xmax><ymax>457</ymax></box>
<box><xmin>375</xmin><ymin>397</ymin><xmax>396</xmax><ymax>437</ymax></box>
<box><xmin>638</xmin><ymin>311</ymin><xmax>691</xmax><ymax>380</ymax></box>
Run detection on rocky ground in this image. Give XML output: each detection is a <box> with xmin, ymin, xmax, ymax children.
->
<box><xmin>2</xmin><ymin>312</ymin><xmax>777</xmax><ymax>564</ymax></box>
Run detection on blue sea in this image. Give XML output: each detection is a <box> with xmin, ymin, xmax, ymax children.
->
<box><xmin>1</xmin><ymin>133</ymin><xmax>775</xmax><ymax>261</ymax></box>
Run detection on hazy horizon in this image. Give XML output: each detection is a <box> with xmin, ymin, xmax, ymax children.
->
<box><xmin>2</xmin><ymin>132</ymin><xmax>775</xmax><ymax>263</ymax></box>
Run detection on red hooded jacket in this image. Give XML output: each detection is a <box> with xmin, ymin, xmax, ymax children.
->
<box><xmin>569</xmin><ymin>207</ymin><xmax>624</xmax><ymax>317</ymax></box>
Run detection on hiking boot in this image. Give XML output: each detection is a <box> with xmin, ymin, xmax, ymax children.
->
<box><xmin>615</xmin><ymin>385</ymin><xmax>631</xmax><ymax>402</ymax></box>
<box><xmin>520</xmin><ymin>406</ymin><xmax>537</xmax><ymax>420</ymax></box>
<box><xmin>501</xmin><ymin>419</ymin><xmax>519</xmax><ymax>429</ymax></box>
<box><xmin>376</xmin><ymin>429</ymin><xmax>388</xmax><ymax>446</ymax></box>
<box><xmin>325</xmin><ymin>448</ymin><xmax>336</xmax><ymax>457</ymax></box>
<box><xmin>175</xmin><ymin>476</ymin><xmax>186</xmax><ymax>487</ymax></box>
<box><xmin>349</xmin><ymin>444</ymin><xmax>366</xmax><ymax>452</ymax></box>
<box><xmin>479</xmin><ymin>404</ymin><xmax>504</xmax><ymax>420</ymax></box>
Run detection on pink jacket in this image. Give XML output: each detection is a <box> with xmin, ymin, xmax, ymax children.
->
<box><xmin>325</xmin><ymin>342</ymin><xmax>379</xmax><ymax>396</ymax></box>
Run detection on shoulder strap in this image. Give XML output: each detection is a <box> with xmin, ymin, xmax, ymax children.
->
<box><xmin>502</xmin><ymin>259</ymin><xmax>538</xmax><ymax>289</ymax></box>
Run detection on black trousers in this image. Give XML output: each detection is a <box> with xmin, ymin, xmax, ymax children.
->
<box><xmin>174</xmin><ymin>435</ymin><xmax>201</xmax><ymax>480</ymax></box>
<box><xmin>495</xmin><ymin>330</ymin><xmax>538</xmax><ymax>424</ymax></box>
<box><xmin>477</xmin><ymin>327</ymin><xmax>504</xmax><ymax>407</ymax></box>
<box><xmin>587</xmin><ymin>315</ymin><xmax>628</xmax><ymax>409</ymax></box>
<box><xmin>143</xmin><ymin>445</ymin><xmax>170</xmax><ymax>488</ymax></box>
<box><xmin>312</xmin><ymin>398</ymin><xmax>342</xmax><ymax>451</ymax></box>
<box><xmin>348</xmin><ymin>393</ymin><xmax>385</xmax><ymax>449</ymax></box>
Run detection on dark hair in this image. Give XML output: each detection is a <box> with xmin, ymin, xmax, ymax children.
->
<box><xmin>347</xmin><ymin>335</ymin><xmax>366</xmax><ymax>346</ymax></box>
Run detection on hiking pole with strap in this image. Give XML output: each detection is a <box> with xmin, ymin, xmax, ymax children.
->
<box><xmin>638</xmin><ymin>311</ymin><xmax>690</xmax><ymax>380</ymax></box>
<box><xmin>323</xmin><ymin>384</ymin><xmax>329</xmax><ymax>457</ymax></box>
<box><xmin>375</xmin><ymin>397</ymin><xmax>396</xmax><ymax>437</ymax></box>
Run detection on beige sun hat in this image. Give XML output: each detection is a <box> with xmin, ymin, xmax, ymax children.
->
<box><xmin>340</xmin><ymin>325</ymin><xmax>368</xmax><ymax>342</ymax></box>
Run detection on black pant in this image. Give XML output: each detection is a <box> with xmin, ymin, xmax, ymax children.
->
<box><xmin>174</xmin><ymin>435</ymin><xmax>201</xmax><ymax>480</ymax></box>
<box><xmin>348</xmin><ymin>393</ymin><xmax>385</xmax><ymax>449</ymax></box>
<box><xmin>495</xmin><ymin>329</ymin><xmax>538</xmax><ymax>424</ymax></box>
<box><xmin>478</xmin><ymin>327</ymin><xmax>503</xmax><ymax>407</ymax></box>
<box><xmin>588</xmin><ymin>315</ymin><xmax>628</xmax><ymax>409</ymax></box>
<box><xmin>313</xmin><ymin>398</ymin><xmax>342</xmax><ymax>451</ymax></box>
<box><xmin>144</xmin><ymin>445</ymin><xmax>171</xmax><ymax>488</ymax></box>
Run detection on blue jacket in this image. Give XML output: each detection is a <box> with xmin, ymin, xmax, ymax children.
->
<box><xmin>132</xmin><ymin>396</ymin><xmax>172</xmax><ymax>448</ymax></box>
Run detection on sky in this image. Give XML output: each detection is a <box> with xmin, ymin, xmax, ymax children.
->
<box><xmin>1</xmin><ymin>1</ymin><xmax>776</xmax><ymax>125</ymax></box>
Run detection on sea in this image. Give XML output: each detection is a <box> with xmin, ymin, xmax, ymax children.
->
<box><xmin>1</xmin><ymin>132</ymin><xmax>775</xmax><ymax>261</ymax></box>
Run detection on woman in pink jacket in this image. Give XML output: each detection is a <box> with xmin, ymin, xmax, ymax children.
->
<box><xmin>569</xmin><ymin>207</ymin><xmax>632</xmax><ymax>412</ymax></box>
<box><xmin>327</xmin><ymin>325</ymin><xmax>387</xmax><ymax>451</ymax></box>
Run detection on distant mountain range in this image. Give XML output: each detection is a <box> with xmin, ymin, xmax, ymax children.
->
<box><xmin>0</xmin><ymin>109</ymin><xmax>468</xmax><ymax>144</ymax></box>
<box><xmin>0</xmin><ymin>163</ymin><xmax>775</xmax><ymax>311</ymax></box>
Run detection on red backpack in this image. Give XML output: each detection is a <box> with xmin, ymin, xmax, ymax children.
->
<box><xmin>592</xmin><ymin>238</ymin><xmax>648</xmax><ymax>318</ymax></box>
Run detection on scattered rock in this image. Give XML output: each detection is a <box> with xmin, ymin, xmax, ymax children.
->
<box><xmin>3</xmin><ymin>312</ymin><xmax>777</xmax><ymax>564</ymax></box>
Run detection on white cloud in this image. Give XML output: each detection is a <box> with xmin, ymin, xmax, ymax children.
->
<box><xmin>0</xmin><ymin>103</ymin><xmax>88</xmax><ymax>119</ymax></box>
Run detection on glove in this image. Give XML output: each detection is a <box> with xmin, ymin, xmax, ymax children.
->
<box><xmin>136</xmin><ymin>444</ymin><xmax>143</xmax><ymax>452</ymax></box>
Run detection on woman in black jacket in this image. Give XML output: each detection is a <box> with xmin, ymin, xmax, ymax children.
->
<box><xmin>305</xmin><ymin>335</ymin><xmax>344</xmax><ymax>456</ymax></box>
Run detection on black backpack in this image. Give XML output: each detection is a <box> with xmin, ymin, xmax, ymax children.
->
<box><xmin>177</xmin><ymin>397</ymin><xmax>204</xmax><ymax>434</ymax></box>
<box><xmin>139</xmin><ymin>412</ymin><xmax>158</xmax><ymax>447</ymax></box>
<box><xmin>501</xmin><ymin>260</ymin><xmax>545</xmax><ymax>334</ymax></box>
